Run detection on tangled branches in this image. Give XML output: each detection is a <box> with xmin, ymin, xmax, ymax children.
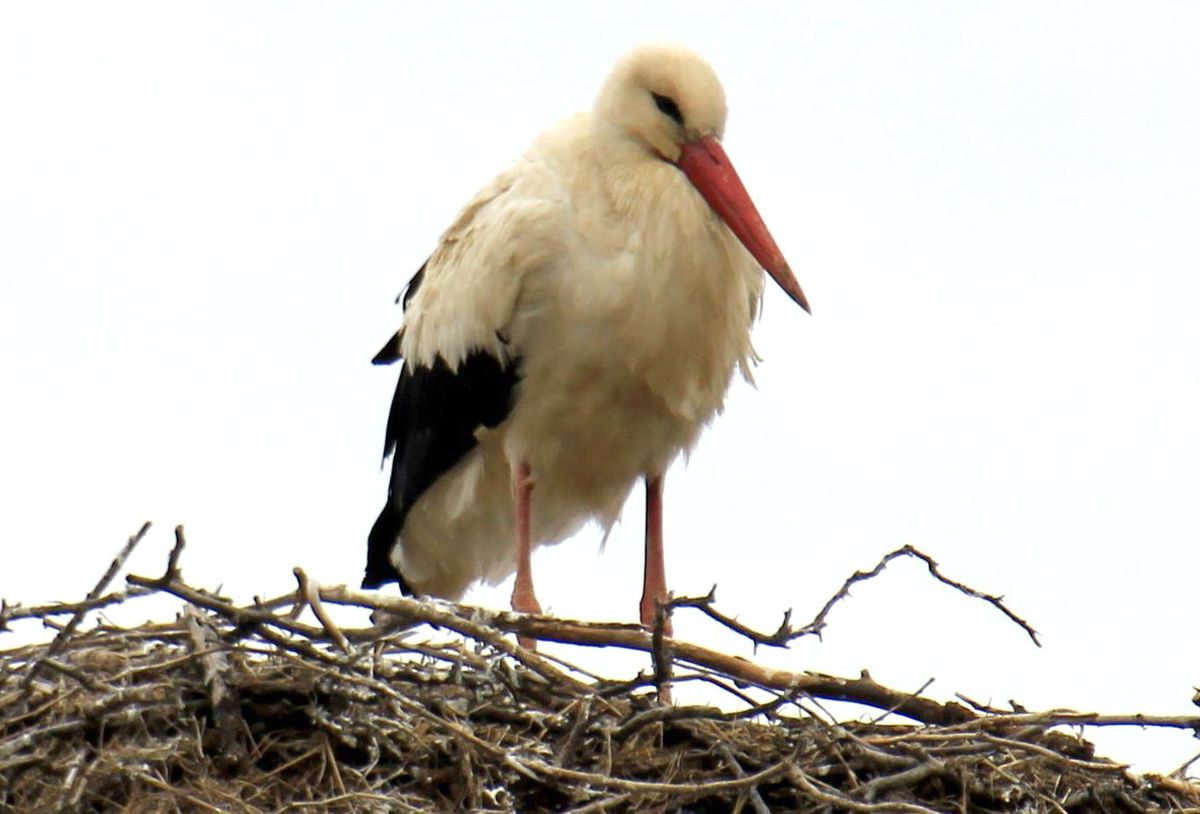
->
<box><xmin>2</xmin><ymin>524</ymin><xmax>1199</xmax><ymax>813</ymax></box>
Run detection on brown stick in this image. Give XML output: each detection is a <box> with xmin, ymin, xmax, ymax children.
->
<box><xmin>670</xmin><ymin>544</ymin><xmax>1039</xmax><ymax>649</ymax></box>
<box><xmin>23</xmin><ymin>522</ymin><xmax>152</xmax><ymax>688</ymax></box>
<box><xmin>294</xmin><ymin>567</ymin><xmax>351</xmax><ymax>654</ymax></box>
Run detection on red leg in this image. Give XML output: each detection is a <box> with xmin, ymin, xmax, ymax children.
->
<box><xmin>511</xmin><ymin>461</ymin><xmax>541</xmax><ymax>648</ymax></box>
<box><xmin>640</xmin><ymin>475</ymin><xmax>673</xmax><ymax>639</ymax></box>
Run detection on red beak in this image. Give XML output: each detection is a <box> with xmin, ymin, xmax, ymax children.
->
<box><xmin>676</xmin><ymin>136</ymin><xmax>810</xmax><ymax>313</ymax></box>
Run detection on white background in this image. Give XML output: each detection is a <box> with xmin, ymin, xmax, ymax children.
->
<box><xmin>2</xmin><ymin>3</ymin><xmax>1198</xmax><ymax>773</ymax></box>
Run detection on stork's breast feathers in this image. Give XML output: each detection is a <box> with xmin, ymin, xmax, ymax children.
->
<box><xmin>608</xmin><ymin>178</ymin><xmax>765</xmax><ymax>422</ymax></box>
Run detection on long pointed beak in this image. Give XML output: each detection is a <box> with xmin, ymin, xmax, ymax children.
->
<box><xmin>676</xmin><ymin>136</ymin><xmax>810</xmax><ymax>313</ymax></box>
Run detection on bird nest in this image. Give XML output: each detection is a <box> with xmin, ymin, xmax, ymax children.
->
<box><xmin>2</xmin><ymin>525</ymin><xmax>1199</xmax><ymax>813</ymax></box>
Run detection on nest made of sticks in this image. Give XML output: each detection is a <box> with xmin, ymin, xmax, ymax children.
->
<box><xmin>2</xmin><ymin>524</ymin><xmax>1199</xmax><ymax>813</ymax></box>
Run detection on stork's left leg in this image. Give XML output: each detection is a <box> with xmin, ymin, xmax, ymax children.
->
<box><xmin>640</xmin><ymin>475</ymin><xmax>673</xmax><ymax>638</ymax></box>
<box><xmin>511</xmin><ymin>461</ymin><xmax>541</xmax><ymax>648</ymax></box>
<box><xmin>511</xmin><ymin>461</ymin><xmax>542</xmax><ymax>615</ymax></box>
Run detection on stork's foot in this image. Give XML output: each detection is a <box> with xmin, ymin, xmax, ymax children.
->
<box><xmin>512</xmin><ymin>588</ymin><xmax>542</xmax><ymax>617</ymax></box>
<box><xmin>512</xmin><ymin>584</ymin><xmax>542</xmax><ymax>650</ymax></box>
<box><xmin>639</xmin><ymin>594</ymin><xmax>674</xmax><ymax>640</ymax></box>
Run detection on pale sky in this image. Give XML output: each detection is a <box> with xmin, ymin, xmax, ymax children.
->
<box><xmin>2</xmin><ymin>2</ymin><xmax>1198</xmax><ymax>773</ymax></box>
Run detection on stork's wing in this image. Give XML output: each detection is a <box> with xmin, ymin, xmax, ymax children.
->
<box><xmin>397</xmin><ymin>167</ymin><xmax>565</xmax><ymax>370</ymax></box>
<box><xmin>364</xmin><ymin>164</ymin><xmax>564</xmax><ymax>590</ymax></box>
<box><xmin>364</xmin><ymin>340</ymin><xmax>518</xmax><ymax>590</ymax></box>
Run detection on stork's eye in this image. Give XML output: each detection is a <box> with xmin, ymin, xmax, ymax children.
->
<box><xmin>651</xmin><ymin>92</ymin><xmax>684</xmax><ymax>125</ymax></box>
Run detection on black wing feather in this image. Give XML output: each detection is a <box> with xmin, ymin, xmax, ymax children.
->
<box><xmin>371</xmin><ymin>262</ymin><xmax>428</xmax><ymax>367</ymax></box>
<box><xmin>364</xmin><ymin>264</ymin><xmax>519</xmax><ymax>591</ymax></box>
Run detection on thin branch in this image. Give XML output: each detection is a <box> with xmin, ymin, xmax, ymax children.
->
<box><xmin>869</xmin><ymin>676</ymin><xmax>936</xmax><ymax>724</ymax></box>
<box><xmin>0</xmin><ymin>587</ymin><xmax>154</xmax><ymax>627</ymax></box>
<box><xmin>553</xmin><ymin>698</ymin><xmax>592</xmax><ymax>767</ymax></box>
<box><xmin>667</xmin><ymin>545</ymin><xmax>1040</xmax><ymax>650</ymax></box>
<box><xmin>561</xmin><ymin>793</ymin><xmax>633</xmax><ymax>813</ymax></box>
<box><xmin>941</xmin><ymin>711</ymin><xmax>1200</xmax><ymax>733</ymax></box>
<box><xmin>48</xmin><ymin>521</ymin><xmax>152</xmax><ymax>652</ymax></box>
<box><xmin>788</xmin><ymin>764</ymin><xmax>946</xmax><ymax>814</ymax></box>
<box><xmin>892</xmin><ymin>545</ymin><xmax>1040</xmax><ymax>646</ymax></box>
<box><xmin>1170</xmin><ymin>749</ymin><xmax>1200</xmax><ymax>779</ymax></box>
<box><xmin>23</xmin><ymin>521</ymin><xmax>152</xmax><ymax>686</ymax></box>
<box><xmin>612</xmin><ymin>704</ymin><xmax>728</xmax><ymax>740</ymax></box>
<box><xmin>182</xmin><ymin>604</ymin><xmax>245</xmax><ymax>767</ymax></box>
<box><xmin>36</xmin><ymin>658</ymin><xmax>107</xmax><ymax>692</ymax></box>
<box><xmin>518</xmin><ymin>753</ymin><xmax>793</xmax><ymax>798</ymax></box>
<box><xmin>716</xmin><ymin>743</ymin><xmax>772</xmax><ymax>814</ymax></box>
<box><xmin>163</xmin><ymin>525</ymin><xmax>187</xmax><ymax>583</ymax></box>
<box><xmin>293</xmin><ymin>567</ymin><xmax>351</xmax><ymax>654</ymax></box>
<box><xmin>799</xmin><ymin>544</ymin><xmax>1039</xmax><ymax>644</ymax></box>
<box><xmin>668</xmin><ymin>586</ymin><xmax>796</xmax><ymax>649</ymax></box>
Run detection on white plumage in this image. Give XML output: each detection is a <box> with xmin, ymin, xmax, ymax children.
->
<box><xmin>366</xmin><ymin>43</ymin><xmax>808</xmax><ymax>629</ymax></box>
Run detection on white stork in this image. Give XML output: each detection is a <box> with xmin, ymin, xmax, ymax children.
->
<box><xmin>365</xmin><ymin>43</ymin><xmax>809</xmax><ymax>636</ymax></box>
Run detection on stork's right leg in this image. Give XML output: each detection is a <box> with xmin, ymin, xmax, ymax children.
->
<box><xmin>640</xmin><ymin>475</ymin><xmax>673</xmax><ymax>640</ymax></box>
<box><xmin>511</xmin><ymin>461</ymin><xmax>541</xmax><ymax>648</ymax></box>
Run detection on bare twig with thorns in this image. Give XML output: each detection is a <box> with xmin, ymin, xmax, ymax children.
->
<box><xmin>671</xmin><ymin>544</ymin><xmax>1039</xmax><ymax>649</ymax></box>
<box><xmin>20</xmin><ymin>521</ymin><xmax>152</xmax><ymax>689</ymax></box>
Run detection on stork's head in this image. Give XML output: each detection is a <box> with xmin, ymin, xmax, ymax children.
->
<box><xmin>595</xmin><ymin>43</ymin><xmax>810</xmax><ymax>313</ymax></box>
<box><xmin>595</xmin><ymin>43</ymin><xmax>728</xmax><ymax>161</ymax></box>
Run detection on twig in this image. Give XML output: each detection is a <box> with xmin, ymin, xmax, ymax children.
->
<box><xmin>954</xmin><ymin>692</ymin><xmax>1010</xmax><ymax>715</ymax></box>
<box><xmin>893</xmin><ymin>545</ymin><xmax>1040</xmax><ymax>646</ymax></box>
<box><xmin>612</xmin><ymin>704</ymin><xmax>726</xmax><ymax>740</ymax></box>
<box><xmin>716</xmin><ymin>743</ymin><xmax>772</xmax><ymax>814</ymax></box>
<box><xmin>46</xmin><ymin>521</ymin><xmax>152</xmax><ymax>654</ymax></box>
<box><xmin>788</xmin><ymin>764</ymin><xmax>946</xmax><ymax>814</ymax></box>
<box><xmin>182</xmin><ymin>604</ymin><xmax>245</xmax><ymax>767</ymax></box>
<box><xmin>133</xmin><ymin>769</ymin><xmax>226</xmax><ymax>814</ymax></box>
<box><xmin>23</xmin><ymin>521</ymin><xmax>152</xmax><ymax>687</ymax></box>
<box><xmin>0</xmin><ymin>587</ymin><xmax>154</xmax><ymax>626</ymax></box>
<box><xmin>858</xmin><ymin>759</ymin><xmax>948</xmax><ymax>801</ymax></box>
<box><xmin>37</xmin><ymin>658</ymin><xmax>106</xmax><ymax>692</ymax></box>
<box><xmin>294</xmin><ymin>567</ymin><xmax>352</xmax><ymax>654</ymax></box>
<box><xmin>518</xmin><ymin>753</ymin><xmax>793</xmax><ymax>798</ymax></box>
<box><xmin>939</xmin><ymin>710</ymin><xmax>1200</xmax><ymax>733</ymax></box>
<box><xmin>553</xmin><ymin>698</ymin><xmax>592</xmax><ymax>767</ymax></box>
<box><xmin>55</xmin><ymin>747</ymin><xmax>92</xmax><ymax>811</ymax></box>
<box><xmin>668</xmin><ymin>544</ymin><xmax>1040</xmax><ymax>650</ymax></box>
<box><xmin>869</xmin><ymin>675</ymin><xmax>936</xmax><ymax>724</ymax></box>
<box><xmin>1171</xmin><ymin>749</ymin><xmax>1200</xmax><ymax>779</ymax></box>
<box><xmin>800</xmin><ymin>544</ymin><xmax>1039</xmax><ymax>645</ymax></box>
<box><xmin>560</xmin><ymin>793</ymin><xmax>632</xmax><ymax>813</ymax></box>
<box><xmin>163</xmin><ymin>525</ymin><xmax>187</xmax><ymax>583</ymax></box>
<box><xmin>669</xmin><ymin>586</ymin><xmax>796</xmax><ymax>649</ymax></box>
